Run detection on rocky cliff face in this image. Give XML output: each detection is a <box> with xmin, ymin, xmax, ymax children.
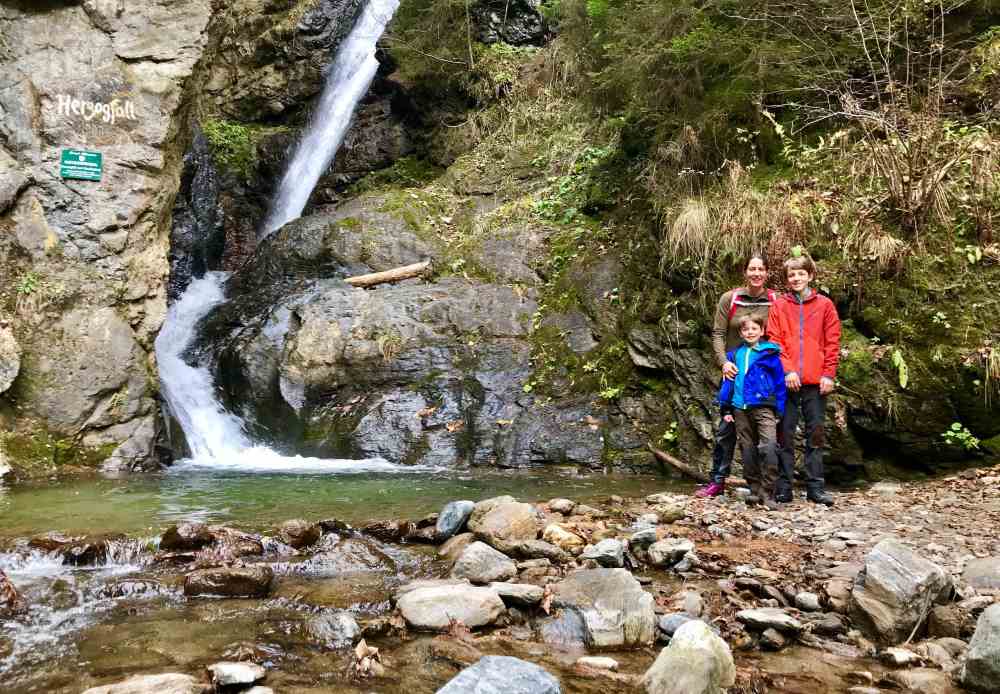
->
<box><xmin>0</xmin><ymin>0</ymin><xmax>213</xmax><ymax>474</ymax></box>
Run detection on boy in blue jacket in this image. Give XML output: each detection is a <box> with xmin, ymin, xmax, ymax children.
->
<box><xmin>717</xmin><ymin>315</ymin><xmax>787</xmax><ymax>508</ymax></box>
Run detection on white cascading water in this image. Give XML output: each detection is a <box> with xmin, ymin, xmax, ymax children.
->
<box><xmin>262</xmin><ymin>0</ymin><xmax>400</xmax><ymax>237</ymax></box>
<box><xmin>155</xmin><ymin>273</ymin><xmax>396</xmax><ymax>472</ymax></box>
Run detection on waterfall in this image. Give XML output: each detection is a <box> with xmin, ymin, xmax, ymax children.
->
<box><xmin>155</xmin><ymin>1</ymin><xmax>417</xmax><ymax>472</ymax></box>
<box><xmin>262</xmin><ymin>0</ymin><xmax>400</xmax><ymax>237</ymax></box>
<box><xmin>155</xmin><ymin>273</ymin><xmax>398</xmax><ymax>472</ymax></box>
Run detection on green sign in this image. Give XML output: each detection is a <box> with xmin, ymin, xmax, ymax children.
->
<box><xmin>59</xmin><ymin>149</ymin><xmax>102</xmax><ymax>181</ymax></box>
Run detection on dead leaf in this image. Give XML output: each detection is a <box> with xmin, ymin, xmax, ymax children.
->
<box><xmin>445</xmin><ymin>420</ymin><xmax>465</xmax><ymax>433</ymax></box>
<box><xmin>416</xmin><ymin>405</ymin><xmax>439</xmax><ymax>418</ymax></box>
<box><xmin>496</xmin><ymin>419</ymin><xmax>513</xmax><ymax>426</ymax></box>
<box><xmin>540</xmin><ymin>584</ymin><xmax>554</xmax><ymax>615</ymax></box>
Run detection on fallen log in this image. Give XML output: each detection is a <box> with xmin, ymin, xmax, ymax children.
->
<box><xmin>345</xmin><ymin>260</ymin><xmax>431</xmax><ymax>288</ymax></box>
<box><xmin>646</xmin><ymin>444</ymin><xmax>746</xmax><ymax>487</ymax></box>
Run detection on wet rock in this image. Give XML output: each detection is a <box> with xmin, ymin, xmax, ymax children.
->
<box><xmin>795</xmin><ymin>592</ymin><xmax>822</xmax><ymax>612</ymax></box>
<box><xmin>736</xmin><ymin>608</ymin><xmax>803</xmax><ymax>634</ymax></box>
<box><xmin>928</xmin><ymin>604</ymin><xmax>967</xmax><ymax>639</ymax></box>
<box><xmin>82</xmin><ymin>674</ymin><xmax>207</xmax><ymax>694</ymax></box>
<box><xmin>451</xmin><ymin>541</ymin><xmax>517</xmax><ymax>584</ymax></box>
<box><xmin>548</xmin><ymin>498</ymin><xmax>576</xmax><ymax>515</ymax></box>
<box><xmin>576</xmin><ymin>656</ymin><xmax>618</xmax><ymax>671</ymax></box>
<box><xmin>207</xmin><ymin>661</ymin><xmax>265</xmax><ymax>687</ymax></box>
<box><xmin>761</xmin><ymin>628</ymin><xmax>787</xmax><ymax>650</ymax></box>
<box><xmin>642</xmin><ymin>620</ymin><xmax>736</xmax><ymax>694</ymax></box>
<box><xmin>962</xmin><ymin>556</ymin><xmax>1000</xmax><ymax>591</ymax></box>
<box><xmin>629</xmin><ymin>527</ymin><xmax>658</xmax><ymax>549</ymax></box>
<box><xmin>513</xmin><ymin>539</ymin><xmax>571</xmax><ymax>563</ymax></box>
<box><xmin>29</xmin><ymin>532</ymin><xmax>124</xmax><ymax>565</ymax></box>
<box><xmin>580</xmin><ymin>539</ymin><xmax>624</xmax><ymax>568</ymax></box>
<box><xmin>468</xmin><ymin>497</ymin><xmax>539</xmax><ymax>553</ymax></box>
<box><xmin>658</xmin><ymin>613</ymin><xmax>694</xmax><ymax>638</ymax></box>
<box><xmin>542</xmin><ymin>524</ymin><xmax>586</xmax><ymax>555</ymax></box>
<box><xmin>278</xmin><ymin>519</ymin><xmax>320</xmax><ymax>549</ymax></box>
<box><xmin>306</xmin><ymin>610</ymin><xmax>361</xmax><ymax>649</ymax></box>
<box><xmin>362</xmin><ymin>519</ymin><xmax>414</xmax><ymax>542</ymax></box>
<box><xmin>552</xmin><ymin>568</ymin><xmax>656</xmax><ymax>647</ymax></box>
<box><xmin>885</xmin><ymin>668</ymin><xmax>954</xmax><ymax>693</ymax></box>
<box><xmin>850</xmin><ymin>538</ymin><xmax>952</xmax><ymax>645</ymax></box>
<box><xmin>472</xmin><ymin>0</ymin><xmax>548</xmax><ymax>46</ymax></box>
<box><xmin>912</xmin><ymin>640</ymin><xmax>954</xmax><ymax>669</ymax></box>
<box><xmin>536</xmin><ymin>607</ymin><xmax>590</xmax><ymax>648</ymax></box>
<box><xmin>652</xmin><ymin>504</ymin><xmax>685</xmax><ymax>524</ymax></box>
<box><xmin>880</xmin><ymin>646</ymin><xmax>922</xmax><ymax>666</ymax></box>
<box><xmin>436</xmin><ymin>655</ymin><xmax>560</xmax><ymax>694</ymax></box>
<box><xmin>439</xmin><ymin>533</ymin><xmax>475</xmax><ymax>563</ymax></box>
<box><xmin>647</xmin><ymin>538</ymin><xmax>695</xmax><ymax>568</ymax></box>
<box><xmin>183</xmin><ymin>566</ymin><xmax>273</xmax><ymax>598</ymax></box>
<box><xmin>98</xmin><ymin>580</ymin><xmax>169</xmax><ymax>599</ymax></box>
<box><xmin>961</xmin><ymin>604</ymin><xmax>1000</xmax><ymax>692</ymax></box>
<box><xmin>490</xmin><ymin>582</ymin><xmax>544</xmax><ymax>607</ymax></box>
<box><xmin>160</xmin><ymin>523</ymin><xmax>215</xmax><ymax>551</ymax></box>
<box><xmin>396</xmin><ymin>582</ymin><xmax>505</xmax><ymax>631</ymax></box>
<box><xmin>572</xmin><ymin>504</ymin><xmax>606</xmax><ymax>518</ymax></box>
<box><xmin>436</xmin><ymin>500</ymin><xmax>475</xmax><ymax>540</ymax></box>
<box><xmin>805</xmin><ymin>612</ymin><xmax>848</xmax><ymax>637</ymax></box>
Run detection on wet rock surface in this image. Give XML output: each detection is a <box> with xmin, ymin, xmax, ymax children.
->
<box><xmin>183</xmin><ymin>566</ymin><xmax>273</xmax><ymax>598</ymax></box>
<box><xmin>552</xmin><ymin>569</ymin><xmax>656</xmax><ymax>647</ymax></box>
<box><xmin>436</xmin><ymin>655</ymin><xmax>560</xmax><ymax>694</ymax></box>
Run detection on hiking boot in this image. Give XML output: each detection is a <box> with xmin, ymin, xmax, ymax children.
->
<box><xmin>695</xmin><ymin>482</ymin><xmax>725</xmax><ymax>498</ymax></box>
<box><xmin>773</xmin><ymin>492</ymin><xmax>793</xmax><ymax>504</ymax></box>
<box><xmin>807</xmin><ymin>490</ymin><xmax>835</xmax><ymax>507</ymax></box>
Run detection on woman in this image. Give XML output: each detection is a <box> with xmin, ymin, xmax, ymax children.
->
<box><xmin>695</xmin><ymin>253</ymin><xmax>777</xmax><ymax>502</ymax></box>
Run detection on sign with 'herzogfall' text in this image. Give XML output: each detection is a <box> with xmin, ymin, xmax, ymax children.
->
<box><xmin>59</xmin><ymin>149</ymin><xmax>103</xmax><ymax>181</ymax></box>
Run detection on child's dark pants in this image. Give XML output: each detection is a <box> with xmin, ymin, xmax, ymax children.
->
<box><xmin>732</xmin><ymin>407</ymin><xmax>779</xmax><ymax>494</ymax></box>
<box><xmin>709</xmin><ymin>416</ymin><xmax>737</xmax><ymax>484</ymax></box>
<box><xmin>778</xmin><ymin>385</ymin><xmax>827</xmax><ymax>497</ymax></box>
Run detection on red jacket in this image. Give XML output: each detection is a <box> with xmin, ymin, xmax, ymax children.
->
<box><xmin>769</xmin><ymin>290</ymin><xmax>841</xmax><ymax>384</ymax></box>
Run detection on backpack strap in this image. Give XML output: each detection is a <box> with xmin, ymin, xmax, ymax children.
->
<box><xmin>728</xmin><ymin>288</ymin><xmax>777</xmax><ymax>320</ymax></box>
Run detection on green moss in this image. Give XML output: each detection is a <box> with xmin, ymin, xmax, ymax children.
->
<box><xmin>1</xmin><ymin>429</ymin><xmax>116</xmax><ymax>477</ymax></box>
<box><xmin>349</xmin><ymin>157</ymin><xmax>444</xmax><ymax>196</ymax></box>
<box><xmin>201</xmin><ymin>119</ymin><xmax>285</xmax><ymax>181</ymax></box>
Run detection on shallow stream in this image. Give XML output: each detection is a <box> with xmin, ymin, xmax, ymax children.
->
<box><xmin>0</xmin><ymin>468</ymin><xmax>674</xmax><ymax>692</ymax></box>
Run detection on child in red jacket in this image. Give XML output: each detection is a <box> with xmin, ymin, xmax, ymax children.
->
<box><xmin>768</xmin><ymin>252</ymin><xmax>841</xmax><ymax>506</ymax></box>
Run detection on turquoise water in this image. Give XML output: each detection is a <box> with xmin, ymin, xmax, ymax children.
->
<box><xmin>0</xmin><ymin>468</ymin><xmax>672</xmax><ymax>538</ymax></box>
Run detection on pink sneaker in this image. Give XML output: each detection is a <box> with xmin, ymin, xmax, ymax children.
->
<box><xmin>695</xmin><ymin>482</ymin><xmax>725</xmax><ymax>498</ymax></box>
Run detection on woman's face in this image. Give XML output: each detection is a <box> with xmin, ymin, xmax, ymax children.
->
<box><xmin>745</xmin><ymin>258</ymin><xmax>768</xmax><ymax>289</ymax></box>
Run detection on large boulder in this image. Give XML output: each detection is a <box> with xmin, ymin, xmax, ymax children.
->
<box><xmin>451</xmin><ymin>541</ymin><xmax>517</xmax><ymax>584</ymax></box>
<box><xmin>436</xmin><ymin>655</ymin><xmax>560</xmax><ymax>694</ymax></box>
<box><xmin>396</xmin><ymin>582</ymin><xmax>505</xmax><ymax>631</ymax></box>
<box><xmin>468</xmin><ymin>497</ymin><xmax>539</xmax><ymax>552</ymax></box>
<box><xmin>642</xmin><ymin>620</ymin><xmax>735</xmax><ymax>694</ymax></box>
<box><xmin>850</xmin><ymin>538</ymin><xmax>951</xmax><ymax>644</ymax></box>
<box><xmin>183</xmin><ymin>566</ymin><xmax>273</xmax><ymax>598</ymax></box>
<box><xmin>962</xmin><ymin>604</ymin><xmax>1000</xmax><ymax>692</ymax></box>
<box><xmin>580</xmin><ymin>539</ymin><xmax>625</xmax><ymax>568</ymax></box>
<box><xmin>551</xmin><ymin>568</ymin><xmax>656</xmax><ymax>647</ymax></box>
<box><xmin>206</xmin><ymin>662</ymin><xmax>265</xmax><ymax>688</ymax></box>
<box><xmin>647</xmin><ymin>538</ymin><xmax>695</xmax><ymax>567</ymax></box>
<box><xmin>82</xmin><ymin>674</ymin><xmax>207</xmax><ymax>694</ymax></box>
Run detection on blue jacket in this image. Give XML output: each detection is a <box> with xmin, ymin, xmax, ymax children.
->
<box><xmin>718</xmin><ymin>341</ymin><xmax>787</xmax><ymax>415</ymax></box>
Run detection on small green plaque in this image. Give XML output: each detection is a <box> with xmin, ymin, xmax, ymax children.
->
<box><xmin>59</xmin><ymin>148</ymin><xmax>103</xmax><ymax>181</ymax></box>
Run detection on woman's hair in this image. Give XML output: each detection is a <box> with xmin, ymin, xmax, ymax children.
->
<box><xmin>739</xmin><ymin>314</ymin><xmax>766</xmax><ymax>330</ymax></box>
<box><xmin>744</xmin><ymin>253</ymin><xmax>768</xmax><ymax>272</ymax></box>
<box><xmin>783</xmin><ymin>252</ymin><xmax>818</xmax><ymax>277</ymax></box>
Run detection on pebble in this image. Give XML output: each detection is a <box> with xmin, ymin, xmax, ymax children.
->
<box><xmin>795</xmin><ymin>591</ymin><xmax>822</xmax><ymax>612</ymax></box>
<box><xmin>682</xmin><ymin>590</ymin><xmax>704</xmax><ymax>618</ymax></box>
<box><xmin>751</xmin><ymin>519</ymin><xmax>771</xmax><ymax>531</ymax></box>
<box><xmin>760</xmin><ymin>627</ymin><xmax>787</xmax><ymax>650</ymax></box>
<box><xmin>881</xmin><ymin>646</ymin><xmax>922</xmax><ymax>667</ymax></box>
